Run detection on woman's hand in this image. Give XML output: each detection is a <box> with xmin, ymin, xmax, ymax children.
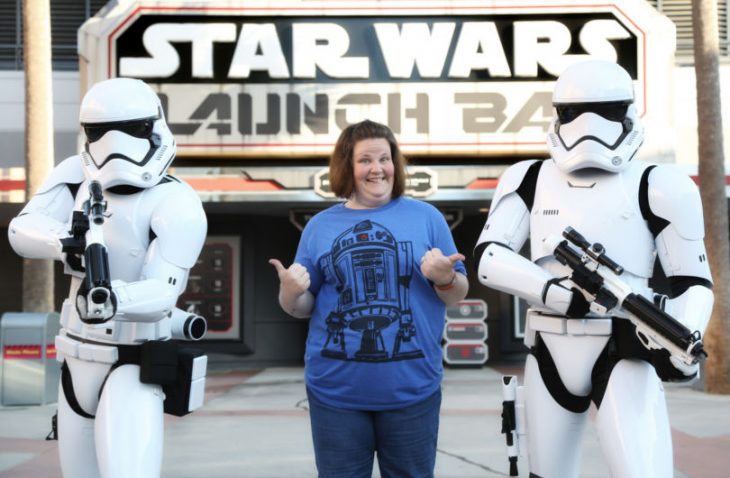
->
<box><xmin>269</xmin><ymin>259</ymin><xmax>311</xmax><ymax>296</ymax></box>
<box><xmin>269</xmin><ymin>259</ymin><xmax>314</xmax><ymax>318</ymax></box>
<box><xmin>420</xmin><ymin>248</ymin><xmax>465</xmax><ymax>286</ymax></box>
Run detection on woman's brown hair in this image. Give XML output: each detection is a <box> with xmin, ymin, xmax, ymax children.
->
<box><xmin>328</xmin><ymin>119</ymin><xmax>407</xmax><ymax>200</ymax></box>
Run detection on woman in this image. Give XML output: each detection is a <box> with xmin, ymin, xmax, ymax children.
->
<box><xmin>270</xmin><ymin>119</ymin><xmax>468</xmax><ymax>478</ymax></box>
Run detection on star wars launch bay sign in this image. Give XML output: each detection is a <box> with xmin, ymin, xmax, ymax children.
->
<box><xmin>79</xmin><ymin>0</ymin><xmax>675</xmax><ymax>159</ymax></box>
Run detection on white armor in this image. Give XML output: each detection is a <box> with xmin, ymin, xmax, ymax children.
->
<box><xmin>475</xmin><ymin>61</ymin><xmax>713</xmax><ymax>478</ymax></box>
<box><xmin>547</xmin><ymin>59</ymin><xmax>644</xmax><ymax>174</ymax></box>
<box><xmin>7</xmin><ymin>78</ymin><xmax>208</xmax><ymax>478</ymax></box>
<box><xmin>79</xmin><ymin>77</ymin><xmax>176</xmax><ymax>189</ymax></box>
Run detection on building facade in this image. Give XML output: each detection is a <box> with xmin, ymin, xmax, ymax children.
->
<box><xmin>1</xmin><ymin>0</ymin><xmax>728</xmax><ymax>364</ymax></box>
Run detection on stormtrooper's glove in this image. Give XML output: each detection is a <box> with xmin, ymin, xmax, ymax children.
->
<box><xmin>543</xmin><ymin>280</ymin><xmax>590</xmax><ymax>318</ymax></box>
<box><xmin>669</xmin><ymin>355</ymin><xmax>699</xmax><ymax>378</ymax></box>
<box><xmin>60</xmin><ymin>211</ymin><xmax>90</xmax><ymax>272</ymax></box>
<box><xmin>565</xmin><ymin>287</ymin><xmax>591</xmax><ymax>318</ymax></box>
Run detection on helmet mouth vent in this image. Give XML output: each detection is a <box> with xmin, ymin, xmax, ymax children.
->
<box><xmin>625</xmin><ymin>131</ymin><xmax>640</xmax><ymax>146</ymax></box>
<box><xmin>555</xmin><ymin>114</ymin><xmax>633</xmax><ymax>152</ymax></box>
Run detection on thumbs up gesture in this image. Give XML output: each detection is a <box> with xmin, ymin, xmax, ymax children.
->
<box><xmin>269</xmin><ymin>259</ymin><xmax>311</xmax><ymax>296</ymax></box>
<box><xmin>420</xmin><ymin>248</ymin><xmax>465</xmax><ymax>287</ymax></box>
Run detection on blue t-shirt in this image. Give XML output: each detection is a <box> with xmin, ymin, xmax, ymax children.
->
<box><xmin>295</xmin><ymin>196</ymin><xmax>466</xmax><ymax>410</ymax></box>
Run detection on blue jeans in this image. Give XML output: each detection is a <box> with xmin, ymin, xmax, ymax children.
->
<box><xmin>306</xmin><ymin>387</ymin><xmax>441</xmax><ymax>478</ymax></box>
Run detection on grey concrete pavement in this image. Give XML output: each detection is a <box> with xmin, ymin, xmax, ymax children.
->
<box><xmin>1</xmin><ymin>365</ymin><xmax>729</xmax><ymax>477</ymax></box>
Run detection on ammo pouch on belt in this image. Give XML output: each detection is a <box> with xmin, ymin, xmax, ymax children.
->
<box><xmin>137</xmin><ymin>341</ymin><xmax>208</xmax><ymax>417</ymax></box>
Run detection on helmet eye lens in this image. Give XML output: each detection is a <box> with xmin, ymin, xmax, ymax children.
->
<box><xmin>556</xmin><ymin>101</ymin><xmax>631</xmax><ymax>124</ymax></box>
<box><xmin>83</xmin><ymin>125</ymin><xmax>108</xmax><ymax>143</ymax></box>
<box><xmin>117</xmin><ymin>120</ymin><xmax>154</xmax><ymax>139</ymax></box>
<box><xmin>84</xmin><ymin>118</ymin><xmax>156</xmax><ymax>143</ymax></box>
<box><xmin>556</xmin><ymin>105</ymin><xmax>582</xmax><ymax>124</ymax></box>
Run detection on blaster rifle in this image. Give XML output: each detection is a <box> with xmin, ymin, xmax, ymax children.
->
<box><xmin>546</xmin><ymin>227</ymin><xmax>706</xmax><ymax>367</ymax></box>
<box><xmin>71</xmin><ymin>181</ymin><xmax>115</xmax><ymax>324</ymax></box>
<box><xmin>501</xmin><ymin>376</ymin><xmax>520</xmax><ymax>476</ymax></box>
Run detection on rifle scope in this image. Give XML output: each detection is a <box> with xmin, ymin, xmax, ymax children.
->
<box><xmin>562</xmin><ymin>227</ymin><xmax>624</xmax><ymax>275</ymax></box>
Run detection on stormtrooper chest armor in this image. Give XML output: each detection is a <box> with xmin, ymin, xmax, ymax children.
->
<box><xmin>71</xmin><ymin>184</ymin><xmax>160</xmax><ymax>282</ymax></box>
<box><xmin>529</xmin><ymin>160</ymin><xmax>656</xmax><ymax>278</ymax></box>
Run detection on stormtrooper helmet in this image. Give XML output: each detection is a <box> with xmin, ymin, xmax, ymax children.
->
<box><xmin>547</xmin><ymin>60</ymin><xmax>644</xmax><ymax>173</ymax></box>
<box><xmin>79</xmin><ymin>78</ymin><xmax>175</xmax><ymax>188</ymax></box>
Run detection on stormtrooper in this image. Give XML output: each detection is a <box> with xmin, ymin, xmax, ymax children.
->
<box><xmin>474</xmin><ymin>60</ymin><xmax>714</xmax><ymax>477</ymax></box>
<box><xmin>8</xmin><ymin>78</ymin><xmax>208</xmax><ymax>478</ymax></box>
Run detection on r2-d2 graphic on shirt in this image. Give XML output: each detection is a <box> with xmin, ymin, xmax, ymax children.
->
<box><xmin>319</xmin><ymin>220</ymin><xmax>423</xmax><ymax>361</ymax></box>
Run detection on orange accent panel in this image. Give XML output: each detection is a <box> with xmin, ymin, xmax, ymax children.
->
<box><xmin>466</xmin><ymin>178</ymin><xmax>499</xmax><ymax>190</ymax></box>
<box><xmin>182</xmin><ymin>177</ymin><xmax>284</xmax><ymax>191</ymax></box>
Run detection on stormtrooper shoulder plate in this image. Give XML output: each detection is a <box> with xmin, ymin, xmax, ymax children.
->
<box><xmin>8</xmin><ymin>156</ymin><xmax>85</xmax><ymax>260</ymax></box>
<box><xmin>645</xmin><ymin>165</ymin><xmax>711</xmax><ymax>281</ymax></box>
<box><xmin>490</xmin><ymin>159</ymin><xmax>542</xmax><ymax>213</ymax></box>
<box><xmin>645</xmin><ymin>165</ymin><xmax>704</xmax><ymax>240</ymax></box>
<box><xmin>476</xmin><ymin>160</ymin><xmax>543</xmax><ymax>252</ymax></box>
<box><xmin>149</xmin><ymin>177</ymin><xmax>207</xmax><ymax>268</ymax></box>
<box><xmin>37</xmin><ymin>155</ymin><xmax>86</xmax><ymax>195</ymax></box>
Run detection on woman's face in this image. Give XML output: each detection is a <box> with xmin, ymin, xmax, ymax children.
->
<box><xmin>350</xmin><ymin>137</ymin><xmax>394</xmax><ymax>209</ymax></box>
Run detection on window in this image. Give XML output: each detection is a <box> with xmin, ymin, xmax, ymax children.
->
<box><xmin>0</xmin><ymin>0</ymin><xmax>107</xmax><ymax>71</ymax></box>
<box><xmin>649</xmin><ymin>0</ymin><xmax>729</xmax><ymax>62</ymax></box>
<box><xmin>0</xmin><ymin>0</ymin><xmax>22</xmax><ymax>70</ymax></box>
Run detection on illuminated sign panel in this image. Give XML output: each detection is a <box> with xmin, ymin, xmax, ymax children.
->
<box><xmin>115</xmin><ymin>15</ymin><xmax>638</xmax><ymax>83</ymax></box>
<box><xmin>79</xmin><ymin>1</ymin><xmax>674</xmax><ymax>159</ymax></box>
